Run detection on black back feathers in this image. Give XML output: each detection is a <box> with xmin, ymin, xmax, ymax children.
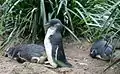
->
<box><xmin>5</xmin><ymin>44</ymin><xmax>46</xmax><ymax>63</ymax></box>
<box><xmin>90</xmin><ymin>39</ymin><xmax>113</xmax><ymax>61</ymax></box>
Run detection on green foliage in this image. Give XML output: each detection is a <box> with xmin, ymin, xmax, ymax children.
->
<box><xmin>1</xmin><ymin>0</ymin><xmax>120</xmax><ymax>49</ymax></box>
<box><xmin>69</xmin><ymin>0</ymin><xmax>120</xmax><ymax>42</ymax></box>
<box><xmin>0</xmin><ymin>0</ymin><xmax>81</xmax><ymax>48</ymax></box>
<box><xmin>0</xmin><ymin>0</ymin><xmax>5</xmax><ymax>5</ymax></box>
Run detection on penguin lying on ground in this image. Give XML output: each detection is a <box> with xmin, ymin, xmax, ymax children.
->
<box><xmin>90</xmin><ymin>39</ymin><xmax>113</xmax><ymax>61</ymax></box>
<box><xmin>4</xmin><ymin>44</ymin><xmax>47</xmax><ymax>63</ymax></box>
<box><xmin>44</xmin><ymin>19</ymin><xmax>72</xmax><ymax>68</ymax></box>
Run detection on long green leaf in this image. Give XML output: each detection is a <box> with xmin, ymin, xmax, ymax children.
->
<box><xmin>75</xmin><ymin>8</ymin><xmax>88</xmax><ymax>24</ymax></box>
<box><xmin>8</xmin><ymin>0</ymin><xmax>23</xmax><ymax>13</ymax></box>
<box><xmin>63</xmin><ymin>25</ymin><xmax>81</xmax><ymax>43</ymax></box>
<box><xmin>57</xmin><ymin>0</ymin><xmax>64</xmax><ymax>15</ymax></box>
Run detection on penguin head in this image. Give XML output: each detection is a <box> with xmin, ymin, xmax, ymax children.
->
<box><xmin>90</xmin><ymin>48</ymin><xmax>98</xmax><ymax>58</ymax></box>
<box><xmin>46</xmin><ymin>19</ymin><xmax>63</xmax><ymax>32</ymax></box>
<box><xmin>4</xmin><ymin>47</ymin><xmax>15</xmax><ymax>58</ymax></box>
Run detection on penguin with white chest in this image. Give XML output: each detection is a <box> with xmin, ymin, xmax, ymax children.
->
<box><xmin>4</xmin><ymin>44</ymin><xmax>47</xmax><ymax>63</ymax></box>
<box><xmin>90</xmin><ymin>39</ymin><xmax>113</xmax><ymax>61</ymax></box>
<box><xmin>44</xmin><ymin>19</ymin><xmax>72</xmax><ymax>68</ymax></box>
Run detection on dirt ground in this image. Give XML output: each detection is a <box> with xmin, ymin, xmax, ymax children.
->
<box><xmin>0</xmin><ymin>40</ymin><xmax>119</xmax><ymax>74</ymax></box>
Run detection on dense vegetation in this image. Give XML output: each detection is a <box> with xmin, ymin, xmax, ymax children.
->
<box><xmin>0</xmin><ymin>0</ymin><xmax>120</xmax><ymax>70</ymax></box>
<box><xmin>0</xmin><ymin>0</ymin><xmax>120</xmax><ymax>46</ymax></box>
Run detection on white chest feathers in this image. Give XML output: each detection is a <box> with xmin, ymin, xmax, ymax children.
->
<box><xmin>44</xmin><ymin>27</ymin><xmax>58</xmax><ymax>68</ymax></box>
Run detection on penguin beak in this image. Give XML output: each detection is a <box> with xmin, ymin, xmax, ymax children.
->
<box><xmin>46</xmin><ymin>22</ymin><xmax>49</xmax><ymax>26</ymax></box>
<box><xmin>45</xmin><ymin>23</ymin><xmax>50</xmax><ymax>27</ymax></box>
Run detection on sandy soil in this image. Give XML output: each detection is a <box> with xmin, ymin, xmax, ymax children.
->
<box><xmin>0</xmin><ymin>40</ymin><xmax>119</xmax><ymax>74</ymax></box>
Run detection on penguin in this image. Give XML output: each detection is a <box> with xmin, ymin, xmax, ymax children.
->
<box><xmin>44</xmin><ymin>19</ymin><xmax>72</xmax><ymax>68</ymax></box>
<box><xmin>4</xmin><ymin>44</ymin><xmax>47</xmax><ymax>63</ymax></box>
<box><xmin>90</xmin><ymin>39</ymin><xmax>113</xmax><ymax>61</ymax></box>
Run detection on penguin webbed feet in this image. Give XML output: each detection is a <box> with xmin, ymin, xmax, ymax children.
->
<box><xmin>31</xmin><ymin>56</ymin><xmax>47</xmax><ymax>64</ymax></box>
<box><xmin>43</xmin><ymin>61</ymin><xmax>57</xmax><ymax>69</ymax></box>
<box><xmin>55</xmin><ymin>60</ymin><xmax>72</xmax><ymax>68</ymax></box>
<box><xmin>43</xmin><ymin>60</ymin><xmax>72</xmax><ymax>69</ymax></box>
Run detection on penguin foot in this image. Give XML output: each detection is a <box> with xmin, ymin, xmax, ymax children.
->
<box><xmin>94</xmin><ymin>55</ymin><xmax>110</xmax><ymax>61</ymax></box>
<box><xmin>39</xmin><ymin>56</ymin><xmax>47</xmax><ymax>64</ymax></box>
<box><xmin>44</xmin><ymin>61</ymin><xmax>49</xmax><ymax>64</ymax></box>
<box><xmin>44</xmin><ymin>61</ymin><xmax>58</xmax><ymax>68</ymax></box>
<box><xmin>44</xmin><ymin>64</ymin><xmax>57</xmax><ymax>69</ymax></box>
<box><xmin>31</xmin><ymin>56</ymin><xmax>47</xmax><ymax>64</ymax></box>
<box><xmin>64</xmin><ymin>62</ymin><xmax>73</xmax><ymax>68</ymax></box>
<box><xmin>56</xmin><ymin>60</ymin><xmax>72</xmax><ymax>68</ymax></box>
<box><xmin>31</xmin><ymin>57</ymin><xmax>40</xmax><ymax>63</ymax></box>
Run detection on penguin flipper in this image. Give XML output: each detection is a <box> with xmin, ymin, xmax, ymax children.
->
<box><xmin>55</xmin><ymin>45</ymin><xmax>72</xmax><ymax>67</ymax></box>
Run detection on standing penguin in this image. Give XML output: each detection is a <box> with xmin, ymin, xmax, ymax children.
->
<box><xmin>90</xmin><ymin>39</ymin><xmax>113</xmax><ymax>61</ymax></box>
<box><xmin>44</xmin><ymin>19</ymin><xmax>72</xmax><ymax>68</ymax></box>
<box><xmin>4</xmin><ymin>44</ymin><xmax>47</xmax><ymax>63</ymax></box>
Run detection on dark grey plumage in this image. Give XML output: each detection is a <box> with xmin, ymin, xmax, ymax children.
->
<box><xmin>90</xmin><ymin>39</ymin><xmax>113</xmax><ymax>61</ymax></box>
<box><xmin>44</xmin><ymin>19</ymin><xmax>72</xmax><ymax>68</ymax></box>
<box><xmin>4</xmin><ymin>44</ymin><xmax>46</xmax><ymax>63</ymax></box>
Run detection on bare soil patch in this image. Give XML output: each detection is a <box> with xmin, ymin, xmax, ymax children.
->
<box><xmin>0</xmin><ymin>40</ymin><xmax>119</xmax><ymax>74</ymax></box>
